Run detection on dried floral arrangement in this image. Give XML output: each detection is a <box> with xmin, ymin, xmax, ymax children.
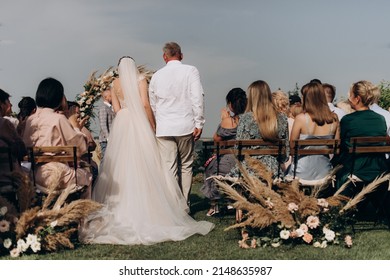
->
<box><xmin>76</xmin><ymin>65</ymin><xmax>154</xmax><ymax>129</ymax></box>
<box><xmin>212</xmin><ymin>157</ymin><xmax>389</xmax><ymax>249</ymax></box>
<box><xmin>0</xmin><ymin>170</ymin><xmax>101</xmax><ymax>257</ymax></box>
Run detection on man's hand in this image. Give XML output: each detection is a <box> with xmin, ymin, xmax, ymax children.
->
<box><xmin>193</xmin><ymin>127</ymin><xmax>202</xmax><ymax>141</ymax></box>
<box><xmin>69</xmin><ymin>114</ymin><xmax>89</xmax><ymax>130</ymax></box>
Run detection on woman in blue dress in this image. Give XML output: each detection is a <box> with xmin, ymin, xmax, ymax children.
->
<box><xmin>286</xmin><ymin>82</ymin><xmax>339</xmax><ymax>182</ymax></box>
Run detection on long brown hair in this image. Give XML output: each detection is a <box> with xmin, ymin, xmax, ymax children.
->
<box><xmin>301</xmin><ymin>82</ymin><xmax>337</xmax><ymax>125</ymax></box>
<box><xmin>246</xmin><ymin>80</ymin><xmax>279</xmax><ymax>141</ymax></box>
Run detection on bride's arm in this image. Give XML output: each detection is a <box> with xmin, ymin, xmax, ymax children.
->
<box><xmin>139</xmin><ymin>78</ymin><xmax>156</xmax><ymax>132</ymax></box>
<box><xmin>111</xmin><ymin>79</ymin><xmax>121</xmax><ymax>113</ymax></box>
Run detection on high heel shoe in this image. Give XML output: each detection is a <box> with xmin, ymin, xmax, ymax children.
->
<box><xmin>206</xmin><ymin>204</ymin><xmax>220</xmax><ymax>217</ymax></box>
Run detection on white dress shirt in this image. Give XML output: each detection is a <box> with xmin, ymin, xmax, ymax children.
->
<box><xmin>370</xmin><ymin>103</ymin><xmax>390</xmax><ymax>135</ymax></box>
<box><xmin>328</xmin><ymin>103</ymin><xmax>346</xmax><ymax>121</ymax></box>
<box><xmin>149</xmin><ymin>60</ymin><xmax>205</xmax><ymax>137</ymax></box>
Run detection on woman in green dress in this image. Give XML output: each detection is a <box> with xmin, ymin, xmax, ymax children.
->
<box><xmin>334</xmin><ymin>80</ymin><xmax>387</xmax><ymax>199</ymax></box>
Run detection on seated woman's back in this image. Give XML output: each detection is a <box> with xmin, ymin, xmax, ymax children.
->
<box><xmin>335</xmin><ymin>81</ymin><xmax>388</xmax><ymax>197</ymax></box>
<box><xmin>230</xmin><ymin>81</ymin><xmax>289</xmax><ymax>178</ymax></box>
<box><xmin>286</xmin><ymin>82</ymin><xmax>339</xmax><ymax>181</ymax></box>
<box><xmin>293</xmin><ymin>112</ymin><xmax>337</xmax><ymax>138</ymax></box>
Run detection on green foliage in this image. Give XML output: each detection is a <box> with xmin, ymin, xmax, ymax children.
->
<box><xmin>378</xmin><ymin>80</ymin><xmax>390</xmax><ymax>110</ymax></box>
<box><xmin>287</xmin><ymin>83</ymin><xmax>300</xmax><ymax>97</ymax></box>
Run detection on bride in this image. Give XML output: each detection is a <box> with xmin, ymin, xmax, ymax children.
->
<box><xmin>80</xmin><ymin>56</ymin><xmax>214</xmax><ymax>245</ymax></box>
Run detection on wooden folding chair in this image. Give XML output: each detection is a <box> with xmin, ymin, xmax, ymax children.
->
<box><xmin>291</xmin><ymin>138</ymin><xmax>340</xmax><ymax>178</ymax></box>
<box><xmin>289</xmin><ymin>138</ymin><xmax>340</xmax><ymax>194</ymax></box>
<box><xmin>349</xmin><ymin>136</ymin><xmax>390</xmax><ymax>175</ymax></box>
<box><xmin>28</xmin><ymin>146</ymin><xmax>80</xmax><ymax>194</ymax></box>
<box><xmin>348</xmin><ymin>136</ymin><xmax>390</xmax><ymax>226</ymax></box>
<box><xmin>215</xmin><ymin>139</ymin><xmax>287</xmax><ymax>178</ymax></box>
<box><xmin>0</xmin><ymin>146</ymin><xmax>18</xmax><ymax>204</ymax></box>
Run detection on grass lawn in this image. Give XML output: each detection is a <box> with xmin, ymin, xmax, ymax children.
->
<box><xmin>1</xmin><ymin>179</ymin><xmax>390</xmax><ymax>260</ymax></box>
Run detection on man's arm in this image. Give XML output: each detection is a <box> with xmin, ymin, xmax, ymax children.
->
<box><xmin>189</xmin><ymin>66</ymin><xmax>205</xmax><ymax>132</ymax></box>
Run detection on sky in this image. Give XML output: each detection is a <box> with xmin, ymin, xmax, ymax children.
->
<box><xmin>1</xmin><ymin>0</ymin><xmax>390</xmax><ymax>137</ymax></box>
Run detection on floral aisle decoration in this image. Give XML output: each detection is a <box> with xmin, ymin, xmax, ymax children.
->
<box><xmin>76</xmin><ymin>67</ymin><xmax>118</xmax><ymax>129</ymax></box>
<box><xmin>76</xmin><ymin>65</ymin><xmax>154</xmax><ymax>129</ymax></box>
<box><xmin>0</xmin><ymin>170</ymin><xmax>101</xmax><ymax>257</ymax></box>
<box><xmin>212</xmin><ymin>157</ymin><xmax>389</xmax><ymax>249</ymax></box>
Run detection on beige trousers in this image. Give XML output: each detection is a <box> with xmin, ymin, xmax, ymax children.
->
<box><xmin>157</xmin><ymin>133</ymin><xmax>194</xmax><ymax>203</ymax></box>
<box><xmin>36</xmin><ymin>162</ymin><xmax>92</xmax><ymax>199</ymax></box>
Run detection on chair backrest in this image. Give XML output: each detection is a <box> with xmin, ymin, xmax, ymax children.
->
<box><xmin>0</xmin><ymin>146</ymin><xmax>13</xmax><ymax>172</ymax></box>
<box><xmin>202</xmin><ymin>139</ymin><xmax>215</xmax><ymax>161</ymax></box>
<box><xmin>291</xmin><ymin>138</ymin><xmax>340</xmax><ymax>178</ymax></box>
<box><xmin>28</xmin><ymin>146</ymin><xmax>78</xmax><ymax>186</ymax></box>
<box><xmin>348</xmin><ymin>136</ymin><xmax>390</xmax><ymax>174</ymax></box>
<box><xmin>215</xmin><ymin>139</ymin><xmax>287</xmax><ymax>177</ymax></box>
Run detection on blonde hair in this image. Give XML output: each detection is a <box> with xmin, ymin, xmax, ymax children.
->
<box><xmin>336</xmin><ymin>100</ymin><xmax>355</xmax><ymax>114</ymax></box>
<box><xmin>272</xmin><ymin>90</ymin><xmax>289</xmax><ymax>114</ymax></box>
<box><xmin>247</xmin><ymin>80</ymin><xmax>279</xmax><ymax>141</ymax></box>
<box><xmin>349</xmin><ymin>80</ymin><xmax>377</xmax><ymax>106</ymax></box>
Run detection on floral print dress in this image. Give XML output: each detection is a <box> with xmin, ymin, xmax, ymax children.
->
<box><xmin>229</xmin><ymin>112</ymin><xmax>289</xmax><ymax>178</ymax></box>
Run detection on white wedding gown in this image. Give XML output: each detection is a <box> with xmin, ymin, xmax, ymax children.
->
<box><xmin>80</xmin><ymin>59</ymin><xmax>214</xmax><ymax>245</ymax></box>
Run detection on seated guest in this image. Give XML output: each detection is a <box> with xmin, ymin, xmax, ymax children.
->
<box><xmin>0</xmin><ymin>89</ymin><xmax>27</xmax><ymax>205</ymax></box>
<box><xmin>230</xmin><ymin>80</ymin><xmax>289</xmax><ymax>178</ymax></box>
<box><xmin>337</xmin><ymin>99</ymin><xmax>355</xmax><ymax>115</ymax></box>
<box><xmin>16</xmin><ymin>96</ymin><xmax>37</xmax><ymax>136</ymax></box>
<box><xmin>201</xmin><ymin>88</ymin><xmax>247</xmax><ymax>216</ymax></box>
<box><xmin>272</xmin><ymin>90</ymin><xmax>289</xmax><ymax>115</ymax></box>
<box><xmin>369</xmin><ymin>86</ymin><xmax>390</xmax><ymax>136</ymax></box>
<box><xmin>273</xmin><ymin>90</ymin><xmax>294</xmax><ymax>171</ymax></box>
<box><xmin>286</xmin><ymin>82</ymin><xmax>339</xmax><ymax>181</ymax></box>
<box><xmin>67</xmin><ymin>101</ymin><xmax>97</xmax><ymax>152</ymax></box>
<box><xmin>67</xmin><ymin>101</ymin><xmax>98</xmax><ymax>184</ymax></box>
<box><xmin>287</xmin><ymin>95</ymin><xmax>303</xmax><ymax>137</ymax></box>
<box><xmin>282</xmin><ymin>95</ymin><xmax>303</xmax><ymax>171</ymax></box>
<box><xmin>334</xmin><ymin>81</ymin><xmax>388</xmax><ymax>199</ymax></box>
<box><xmin>23</xmin><ymin>78</ymin><xmax>92</xmax><ymax>199</ymax></box>
<box><xmin>1</xmin><ymin>91</ymin><xmax>19</xmax><ymax>129</ymax></box>
<box><xmin>323</xmin><ymin>83</ymin><xmax>346</xmax><ymax>121</ymax></box>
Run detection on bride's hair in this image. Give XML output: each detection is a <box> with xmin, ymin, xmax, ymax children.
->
<box><xmin>118</xmin><ymin>56</ymin><xmax>134</xmax><ymax>66</ymax></box>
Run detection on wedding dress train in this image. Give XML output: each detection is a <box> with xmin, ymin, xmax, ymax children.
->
<box><xmin>79</xmin><ymin>58</ymin><xmax>214</xmax><ymax>245</ymax></box>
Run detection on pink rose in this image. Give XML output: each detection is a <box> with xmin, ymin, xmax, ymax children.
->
<box><xmin>299</xmin><ymin>223</ymin><xmax>308</xmax><ymax>233</ymax></box>
<box><xmin>302</xmin><ymin>233</ymin><xmax>313</xmax><ymax>244</ymax></box>
<box><xmin>345</xmin><ymin>235</ymin><xmax>353</xmax><ymax>248</ymax></box>
<box><xmin>306</xmin><ymin>215</ymin><xmax>320</xmax><ymax>229</ymax></box>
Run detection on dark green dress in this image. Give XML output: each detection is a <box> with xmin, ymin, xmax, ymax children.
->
<box><xmin>335</xmin><ymin>110</ymin><xmax>387</xmax><ymax>191</ymax></box>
